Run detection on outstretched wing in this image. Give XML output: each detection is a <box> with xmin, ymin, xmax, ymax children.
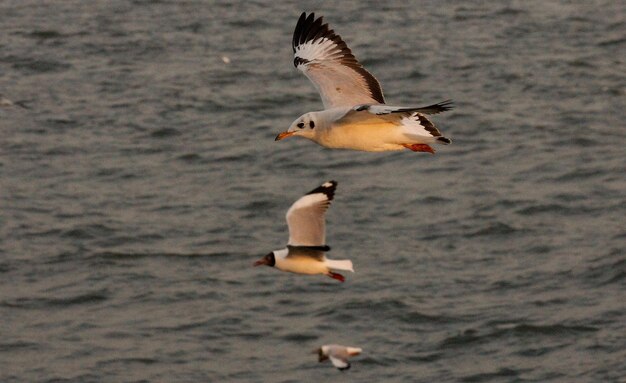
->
<box><xmin>354</xmin><ymin>100</ymin><xmax>454</xmax><ymax>115</ymax></box>
<box><xmin>286</xmin><ymin>180</ymin><xmax>337</xmax><ymax>247</ymax></box>
<box><xmin>338</xmin><ymin>103</ymin><xmax>452</xmax><ymax>142</ymax></box>
<box><xmin>292</xmin><ymin>12</ymin><xmax>385</xmax><ymax>109</ymax></box>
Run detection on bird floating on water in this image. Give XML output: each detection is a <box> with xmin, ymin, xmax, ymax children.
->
<box><xmin>253</xmin><ymin>180</ymin><xmax>353</xmax><ymax>282</ymax></box>
<box><xmin>275</xmin><ymin>12</ymin><xmax>452</xmax><ymax>154</ymax></box>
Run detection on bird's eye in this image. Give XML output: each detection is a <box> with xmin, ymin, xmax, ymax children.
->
<box><xmin>297</xmin><ymin>122</ymin><xmax>304</xmax><ymax>129</ymax></box>
<box><xmin>309</xmin><ymin>121</ymin><xmax>315</xmax><ymax>128</ymax></box>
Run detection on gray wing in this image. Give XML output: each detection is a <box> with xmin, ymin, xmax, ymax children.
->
<box><xmin>337</xmin><ymin>103</ymin><xmax>451</xmax><ymax>141</ymax></box>
<box><xmin>352</xmin><ymin>100</ymin><xmax>453</xmax><ymax>115</ymax></box>
<box><xmin>292</xmin><ymin>13</ymin><xmax>385</xmax><ymax>109</ymax></box>
<box><xmin>286</xmin><ymin>181</ymin><xmax>337</xmax><ymax>247</ymax></box>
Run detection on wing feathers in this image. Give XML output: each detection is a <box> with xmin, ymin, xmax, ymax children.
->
<box><xmin>409</xmin><ymin>100</ymin><xmax>454</xmax><ymax>115</ymax></box>
<box><xmin>338</xmin><ymin>105</ymin><xmax>450</xmax><ymax>140</ymax></box>
<box><xmin>305</xmin><ymin>180</ymin><xmax>337</xmax><ymax>199</ymax></box>
<box><xmin>360</xmin><ymin>100</ymin><xmax>454</xmax><ymax>116</ymax></box>
<box><xmin>286</xmin><ymin>181</ymin><xmax>337</xmax><ymax>246</ymax></box>
<box><xmin>329</xmin><ymin>356</ymin><xmax>350</xmax><ymax>370</ymax></box>
<box><xmin>292</xmin><ymin>12</ymin><xmax>385</xmax><ymax>108</ymax></box>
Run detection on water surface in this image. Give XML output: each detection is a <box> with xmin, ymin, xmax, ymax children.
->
<box><xmin>1</xmin><ymin>1</ymin><xmax>625</xmax><ymax>382</ymax></box>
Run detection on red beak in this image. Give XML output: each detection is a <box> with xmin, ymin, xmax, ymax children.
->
<box><xmin>275</xmin><ymin>131</ymin><xmax>295</xmax><ymax>141</ymax></box>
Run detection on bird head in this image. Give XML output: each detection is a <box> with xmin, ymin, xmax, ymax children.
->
<box><xmin>253</xmin><ymin>252</ymin><xmax>275</xmax><ymax>267</ymax></box>
<box><xmin>275</xmin><ymin>113</ymin><xmax>318</xmax><ymax>141</ymax></box>
<box><xmin>315</xmin><ymin>347</ymin><xmax>329</xmax><ymax>363</ymax></box>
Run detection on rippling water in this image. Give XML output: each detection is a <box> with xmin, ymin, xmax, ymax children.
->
<box><xmin>1</xmin><ymin>1</ymin><xmax>625</xmax><ymax>382</ymax></box>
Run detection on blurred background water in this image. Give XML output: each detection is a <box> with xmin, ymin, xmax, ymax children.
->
<box><xmin>1</xmin><ymin>1</ymin><xmax>625</xmax><ymax>382</ymax></box>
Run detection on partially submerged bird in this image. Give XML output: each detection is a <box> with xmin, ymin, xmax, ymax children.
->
<box><xmin>316</xmin><ymin>344</ymin><xmax>362</xmax><ymax>370</ymax></box>
<box><xmin>275</xmin><ymin>12</ymin><xmax>452</xmax><ymax>154</ymax></box>
<box><xmin>253</xmin><ymin>181</ymin><xmax>354</xmax><ymax>282</ymax></box>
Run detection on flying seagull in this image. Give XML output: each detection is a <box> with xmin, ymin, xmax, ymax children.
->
<box><xmin>316</xmin><ymin>344</ymin><xmax>362</xmax><ymax>370</ymax></box>
<box><xmin>275</xmin><ymin>12</ymin><xmax>452</xmax><ymax>154</ymax></box>
<box><xmin>253</xmin><ymin>181</ymin><xmax>353</xmax><ymax>282</ymax></box>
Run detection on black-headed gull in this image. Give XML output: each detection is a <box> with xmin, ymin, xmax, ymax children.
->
<box><xmin>316</xmin><ymin>344</ymin><xmax>362</xmax><ymax>370</ymax></box>
<box><xmin>275</xmin><ymin>12</ymin><xmax>452</xmax><ymax>154</ymax></box>
<box><xmin>253</xmin><ymin>181</ymin><xmax>353</xmax><ymax>282</ymax></box>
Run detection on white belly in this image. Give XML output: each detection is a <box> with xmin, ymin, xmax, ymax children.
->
<box><xmin>317</xmin><ymin>122</ymin><xmax>407</xmax><ymax>152</ymax></box>
<box><xmin>275</xmin><ymin>257</ymin><xmax>329</xmax><ymax>275</ymax></box>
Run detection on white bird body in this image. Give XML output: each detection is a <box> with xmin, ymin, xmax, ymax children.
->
<box><xmin>275</xmin><ymin>13</ymin><xmax>452</xmax><ymax>154</ymax></box>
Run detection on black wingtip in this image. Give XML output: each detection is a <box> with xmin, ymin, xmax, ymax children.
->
<box><xmin>293</xmin><ymin>12</ymin><xmax>308</xmax><ymax>52</ymax></box>
<box><xmin>437</xmin><ymin>99</ymin><xmax>454</xmax><ymax>112</ymax></box>
<box><xmin>306</xmin><ymin>180</ymin><xmax>337</xmax><ymax>200</ymax></box>
<box><xmin>294</xmin><ymin>12</ymin><xmax>323</xmax><ymax>52</ymax></box>
<box><xmin>437</xmin><ymin>136</ymin><xmax>452</xmax><ymax>144</ymax></box>
<box><xmin>414</xmin><ymin>100</ymin><xmax>454</xmax><ymax>115</ymax></box>
<box><xmin>338</xmin><ymin>363</ymin><xmax>351</xmax><ymax>371</ymax></box>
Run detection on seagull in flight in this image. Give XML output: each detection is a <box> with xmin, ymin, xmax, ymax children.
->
<box><xmin>316</xmin><ymin>344</ymin><xmax>362</xmax><ymax>370</ymax></box>
<box><xmin>275</xmin><ymin>12</ymin><xmax>452</xmax><ymax>154</ymax></box>
<box><xmin>253</xmin><ymin>181</ymin><xmax>354</xmax><ymax>282</ymax></box>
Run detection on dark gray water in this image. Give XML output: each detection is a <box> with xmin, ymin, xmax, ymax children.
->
<box><xmin>1</xmin><ymin>1</ymin><xmax>625</xmax><ymax>382</ymax></box>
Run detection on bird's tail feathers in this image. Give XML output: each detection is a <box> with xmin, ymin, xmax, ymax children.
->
<box><xmin>325</xmin><ymin>259</ymin><xmax>354</xmax><ymax>272</ymax></box>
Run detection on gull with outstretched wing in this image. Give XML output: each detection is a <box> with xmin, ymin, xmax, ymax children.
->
<box><xmin>253</xmin><ymin>181</ymin><xmax>353</xmax><ymax>282</ymax></box>
<box><xmin>276</xmin><ymin>12</ymin><xmax>453</xmax><ymax>154</ymax></box>
<box><xmin>316</xmin><ymin>344</ymin><xmax>362</xmax><ymax>371</ymax></box>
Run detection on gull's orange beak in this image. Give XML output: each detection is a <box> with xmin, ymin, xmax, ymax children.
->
<box><xmin>275</xmin><ymin>131</ymin><xmax>295</xmax><ymax>141</ymax></box>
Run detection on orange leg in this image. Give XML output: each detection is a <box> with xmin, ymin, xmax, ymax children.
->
<box><xmin>402</xmin><ymin>143</ymin><xmax>435</xmax><ymax>154</ymax></box>
<box><xmin>327</xmin><ymin>271</ymin><xmax>345</xmax><ymax>282</ymax></box>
